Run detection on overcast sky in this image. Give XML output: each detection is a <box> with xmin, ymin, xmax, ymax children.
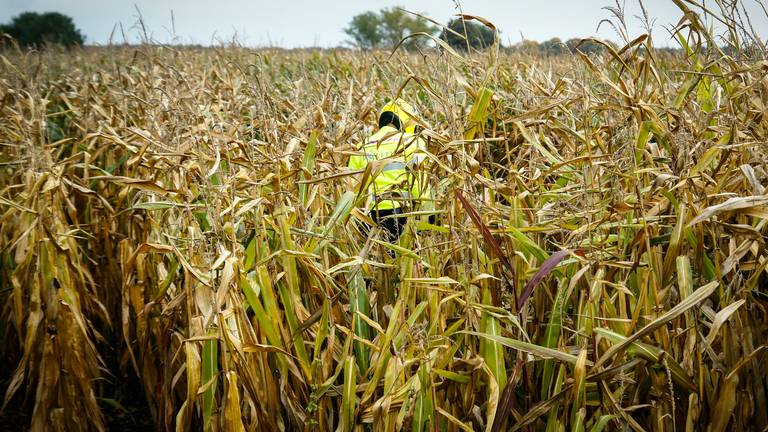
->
<box><xmin>2</xmin><ymin>0</ymin><xmax>768</xmax><ymax>48</ymax></box>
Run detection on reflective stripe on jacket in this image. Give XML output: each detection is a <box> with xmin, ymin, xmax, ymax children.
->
<box><xmin>347</xmin><ymin>125</ymin><xmax>427</xmax><ymax>210</ymax></box>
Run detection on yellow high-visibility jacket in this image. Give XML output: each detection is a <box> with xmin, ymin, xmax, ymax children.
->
<box><xmin>347</xmin><ymin>125</ymin><xmax>428</xmax><ymax>210</ymax></box>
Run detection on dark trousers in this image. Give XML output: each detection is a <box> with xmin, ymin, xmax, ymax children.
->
<box><xmin>370</xmin><ymin>208</ymin><xmax>407</xmax><ymax>241</ymax></box>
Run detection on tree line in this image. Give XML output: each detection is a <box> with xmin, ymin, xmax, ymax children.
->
<box><xmin>345</xmin><ymin>7</ymin><xmax>620</xmax><ymax>55</ymax></box>
<box><xmin>344</xmin><ymin>7</ymin><xmax>498</xmax><ymax>52</ymax></box>
<box><xmin>0</xmin><ymin>12</ymin><xmax>84</xmax><ymax>48</ymax></box>
<box><xmin>0</xmin><ymin>8</ymin><xmax>677</xmax><ymax>56</ymax></box>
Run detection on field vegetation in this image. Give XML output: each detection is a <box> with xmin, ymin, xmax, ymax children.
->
<box><xmin>1</xmin><ymin>1</ymin><xmax>768</xmax><ymax>431</ymax></box>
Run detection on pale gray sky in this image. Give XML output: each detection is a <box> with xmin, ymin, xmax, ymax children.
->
<box><xmin>2</xmin><ymin>0</ymin><xmax>767</xmax><ymax>47</ymax></box>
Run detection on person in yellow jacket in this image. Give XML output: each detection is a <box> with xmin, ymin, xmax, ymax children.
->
<box><xmin>347</xmin><ymin>98</ymin><xmax>429</xmax><ymax>240</ymax></box>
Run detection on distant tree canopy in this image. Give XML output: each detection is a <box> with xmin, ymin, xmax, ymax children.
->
<box><xmin>345</xmin><ymin>7</ymin><xmax>438</xmax><ymax>51</ymax></box>
<box><xmin>441</xmin><ymin>18</ymin><xmax>496</xmax><ymax>51</ymax></box>
<box><xmin>540</xmin><ymin>38</ymin><xmax>566</xmax><ymax>55</ymax></box>
<box><xmin>565</xmin><ymin>38</ymin><xmax>610</xmax><ymax>55</ymax></box>
<box><xmin>0</xmin><ymin>12</ymin><xmax>85</xmax><ymax>48</ymax></box>
<box><xmin>502</xmin><ymin>38</ymin><xmax>620</xmax><ymax>56</ymax></box>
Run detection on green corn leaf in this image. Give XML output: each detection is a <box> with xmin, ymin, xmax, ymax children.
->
<box><xmin>202</xmin><ymin>338</ymin><xmax>218</xmax><ymax>431</ymax></box>
<box><xmin>298</xmin><ymin>131</ymin><xmax>318</xmax><ymax>207</ymax></box>
<box><xmin>481</xmin><ymin>287</ymin><xmax>507</xmax><ymax>392</ymax></box>
<box><xmin>465</xmin><ymin>87</ymin><xmax>493</xmax><ymax>141</ymax></box>
<box><xmin>412</xmin><ymin>361</ymin><xmax>434</xmax><ymax>432</ymax></box>
<box><xmin>341</xmin><ymin>355</ymin><xmax>357</xmax><ymax>432</ymax></box>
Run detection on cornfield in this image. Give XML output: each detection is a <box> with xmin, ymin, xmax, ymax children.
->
<box><xmin>1</xmin><ymin>2</ymin><xmax>768</xmax><ymax>431</ymax></box>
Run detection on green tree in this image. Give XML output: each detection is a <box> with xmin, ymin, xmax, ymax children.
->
<box><xmin>344</xmin><ymin>7</ymin><xmax>438</xmax><ymax>51</ymax></box>
<box><xmin>517</xmin><ymin>40</ymin><xmax>541</xmax><ymax>55</ymax></box>
<box><xmin>565</xmin><ymin>38</ymin><xmax>606</xmax><ymax>55</ymax></box>
<box><xmin>0</xmin><ymin>12</ymin><xmax>85</xmax><ymax>48</ymax></box>
<box><xmin>540</xmin><ymin>38</ymin><xmax>565</xmax><ymax>55</ymax></box>
<box><xmin>344</xmin><ymin>11</ymin><xmax>382</xmax><ymax>50</ymax></box>
<box><xmin>441</xmin><ymin>18</ymin><xmax>496</xmax><ymax>51</ymax></box>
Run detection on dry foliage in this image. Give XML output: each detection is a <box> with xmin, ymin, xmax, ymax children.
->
<box><xmin>1</xmin><ymin>3</ymin><xmax>768</xmax><ymax>432</ymax></box>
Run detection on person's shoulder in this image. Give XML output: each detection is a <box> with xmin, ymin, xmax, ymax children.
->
<box><xmin>356</xmin><ymin>129</ymin><xmax>382</xmax><ymax>148</ymax></box>
<box><xmin>397</xmin><ymin>131</ymin><xmax>424</xmax><ymax>141</ymax></box>
<box><xmin>367</xmin><ymin>127</ymin><xmax>394</xmax><ymax>142</ymax></box>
